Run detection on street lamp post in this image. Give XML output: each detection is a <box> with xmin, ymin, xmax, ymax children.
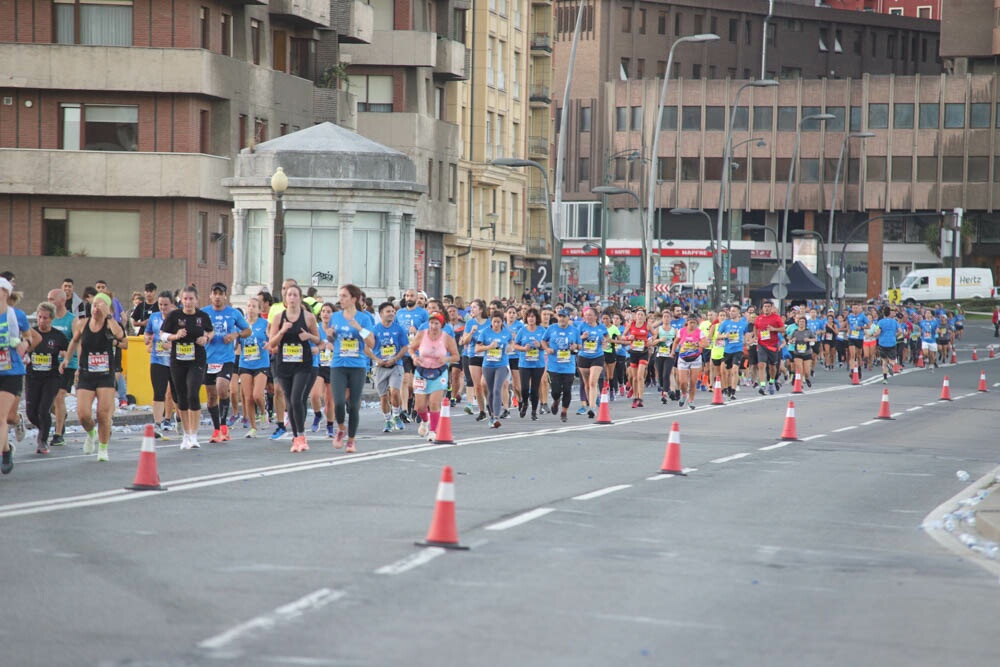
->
<box><xmin>270</xmin><ymin>166</ymin><xmax>289</xmax><ymax>293</ymax></box>
<box><xmin>725</xmin><ymin>136</ymin><xmax>767</xmax><ymax>302</ymax></box>
<box><xmin>491</xmin><ymin>158</ymin><xmax>558</xmax><ymax>299</ymax></box>
<box><xmin>594</xmin><ymin>185</ymin><xmax>643</xmax><ymax>304</ymax></box>
<box><xmin>646</xmin><ymin>32</ymin><xmax>720</xmax><ymax>309</ymax></box>
<box><xmin>669</xmin><ymin>208</ymin><xmax>719</xmax><ymax>302</ymax></box>
<box><xmin>826</xmin><ymin>131</ymin><xmax>875</xmax><ymax>307</ymax></box>
<box><xmin>718</xmin><ymin>80</ymin><xmax>778</xmax><ymax>306</ymax></box>
<box><xmin>780</xmin><ymin>113</ymin><xmax>834</xmax><ymax>308</ymax></box>
<box><xmin>742</xmin><ymin>223</ymin><xmax>781</xmax><ymax>305</ymax></box>
<box><xmin>790</xmin><ymin>229</ymin><xmax>826</xmax><ymax>304</ymax></box>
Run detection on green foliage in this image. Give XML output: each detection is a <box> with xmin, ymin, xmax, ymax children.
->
<box><xmin>319</xmin><ymin>63</ymin><xmax>350</xmax><ymax>89</ymax></box>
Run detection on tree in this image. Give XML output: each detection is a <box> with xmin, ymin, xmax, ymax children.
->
<box><xmin>923</xmin><ymin>212</ymin><xmax>977</xmax><ymax>265</ymax></box>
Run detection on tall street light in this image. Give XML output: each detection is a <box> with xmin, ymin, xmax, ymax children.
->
<box><xmin>743</xmin><ymin>223</ymin><xmax>781</xmax><ymax>304</ymax></box>
<box><xmin>594</xmin><ymin>185</ymin><xmax>643</xmax><ymax>302</ymax></box>
<box><xmin>718</xmin><ymin>79</ymin><xmax>778</xmax><ymax>305</ymax></box>
<box><xmin>790</xmin><ymin>229</ymin><xmax>826</xmax><ymax>303</ymax></box>
<box><xmin>726</xmin><ymin>136</ymin><xmax>767</xmax><ymax>301</ymax></box>
<box><xmin>492</xmin><ymin>158</ymin><xmax>558</xmax><ymax>298</ymax></box>
<box><xmin>669</xmin><ymin>208</ymin><xmax>718</xmax><ymax>302</ymax></box>
<box><xmin>780</xmin><ymin>112</ymin><xmax>834</xmax><ymax>306</ymax></box>
<box><xmin>827</xmin><ymin>131</ymin><xmax>875</xmax><ymax>307</ymax></box>
<box><xmin>270</xmin><ymin>166</ymin><xmax>289</xmax><ymax>293</ymax></box>
<box><xmin>645</xmin><ymin>32</ymin><xmax>720</xmax><ymax>309</ymax></box>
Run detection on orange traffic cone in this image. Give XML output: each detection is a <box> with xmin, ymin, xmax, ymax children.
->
<box><xmin>972</xmin><ymin>347</ymin><xmax>979</xmax><ymax>361</ymax></box>
<box><xmin>939</xmin><ymin>375</ymin><xmax>952</xmax><ymax>401</ymax></box>
<box><xmin>990</xmin><ymin>346</ymin><xmax>996</xmax><ymax>359</ymax></box>
<box><xmin>433</xmin><ymin>397</ymin><xmax>456</xmax><ymax>444</ymax></box>
<box><xmin>950</xmin><ymin>349</ymin><xmax>957</xmax><ymax>364</ymax></box>
<box><xmin>596</xmin><ymin>383</ymin><xmax>613</xmax><ymax>424</ymax></box>
<box><xmin>875</xmin><ymin>388</ymin><xmax>894</xmax><ymax>420</ymax></box>
<box><xmin>416</xmin><ymin>466</ymin><xmax>468</xmax><ymax>550</ymax></box>
<box><xmin>126</xmin><ymin>424</ymin><xmax>165</xmax><ymax>491</ymax></box>
<box><xmin>893</xmin><ymin>360</ymin><xmax>902</xmax><ymax>374</ymax></box>
<box><xmin>978</xmin><ymin>370</ymin><xmax>988</xmax><ymax>392</ymax></box>
<box><xmin>792</xmin><ymin>372</ymin><xmax>804</xmax><ymax>394</ymax></box>
<box><xmin>659</xmin><ymin>422</ymin><xmax>686</xmax><ymax>475</ymax></box>
<box><xmin>916</xmin><ymin>353</ymin><xmax>925</xmax><ymax>368</ymax></box>
<box><xmin>711</xmin><ymin>377</ymin><xmax>725</xmax><ymax>405</ymax></box>
<box><xmin>780</xmin><ymin>401</ymin><xmax>799</xmax><ymax>441</ymax></box>
<box><xmin>851</xmin><ymin>367</ymin><xmax>860</xmax><ymax>385</ymax></box>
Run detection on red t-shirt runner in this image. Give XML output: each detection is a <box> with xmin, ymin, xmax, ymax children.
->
<box><xmin>754</xmin><ymin>312</ymin><xmax>785</xmax><ymax>352</ymax></box>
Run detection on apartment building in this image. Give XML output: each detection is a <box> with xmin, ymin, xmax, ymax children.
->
<box><xmin>826</xmin><ymin>1</ymin><xmax>941</xmax><ymax>20</ymax></box>
<box><xmin>0</xmin><ymin>0</ymin><xmax>372</xmax><ymax>305</ymax></box>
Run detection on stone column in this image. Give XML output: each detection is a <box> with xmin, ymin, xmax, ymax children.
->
<box><xmin>403</xmin><ymin>214</ymin><xmax>416</xmax><ymax>288</ymax></box>
<box><xmin>386</xmin><ymin>209</ymin><xmax>402</xmax><ymax>296</ymax></box>
<box><xmin>338</xmin><ymin>207</ymin><xmax>355</xmax><ymax>286</ymax></box>
<box><xmin>232</xmin><ymin>208</ymin><xmax>247</xmax><ymax>296</ymax></box>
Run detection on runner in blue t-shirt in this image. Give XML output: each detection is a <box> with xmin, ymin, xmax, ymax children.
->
<box><xmin>542</xmin><ymin>309</ymin><xmax>581</xmax><ymax>423</ymax></box>
<box><xmin>395</xmin><ymin>288</ymin><xmax>429</xmax><ymax>422</ymax></box>
<box><xmin>874</xmin><ymin>306</ymin><xmax>900</xmax><ymax>383</ymax></box>
<box><xmin>202</xmin><ymin>284</ymin><xmax>250</xmax><ymax>442</ymax></box>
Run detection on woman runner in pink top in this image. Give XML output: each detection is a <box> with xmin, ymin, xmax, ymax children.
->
<box><xmin>413</xmin><ymin>313</ymin><xmax>460</xmax><ymax>442</ymax></box>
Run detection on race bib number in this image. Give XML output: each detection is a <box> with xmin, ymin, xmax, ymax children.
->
<box><xmin>557</xmin><ymin>349</ymin><xmax>571</xmax><ymax>363</ymax></box>
<box><xmin>154</xmin><ymin>340</ymin><xmax>167</xmax><ymax>355</ymax></box>
<box><xmin>728</xmin><ymin>331</ymin><xmax>740</xmax><ymax>342</ymax></box>
<box><xmin>583</xmin><ymin>340</ymin><xmax>598</xmax><ymax>353</ymax></box>
<box><xmin>824</xmin><ymin>334</ymin><xmax>833</xmax><ymax>341</ymax></box>
<box><xmin>657</xmin><ymin>344</ymin><xmax>671</xmax><ymax>356</ymax></box>
<box><xmin>850</xmin><ymin>329</ymin><xmax>860</xmax><ymax>338</ymax></box>
<box><xmin>631</xmin><ymin>340</ymin><xmax>645</xmax><ymax>351</ymax></box>
<box><xmin>282</xmin><ymin>344</ymin><xmax>303</xmax><ymax>363</ymax></box>
<box><xmin>413</xmin><ymin>375</ymin><xmax>427</xmax><ymax>391</ymax></box>
<box><xmin>486</xmin><ymin>347</ymin><xmax>502</xmax><ymax>361</ymax></box>
<box><xmin>176</xmin><ymin>343</ymin><xmax>195</xmax><ymax>361</ymax></box>
<box><xmin>380</xmin><ymin>345</ymin><xmax>396</xmax><ymax>359</ymax></box>
<box><xmin>759</xmin><ymin>331</ymin><xmax>770</xmax><ymax>340</ymax></box>
<box><xmin>525</xmin><ymin>348</ymin><xmax>540</xmax><ymax>362</ymax></box>
<box><xmin>88</xmin><ymin>352</ymin><xmax>110</xmax><ymax>373</ymax></box>
<box><xmin>795</xmin><ymin>343</ymin><xmax>808</xmax><ymax>353</ymax></box>
<box><xmin>0</xmin><ymin>349</ymin><xmax>9</xmax><ymax>372</ymax></box>
<box><xmin>242</xmin><ymin>343</ymin><xmax>260</xmax><ymax>361</ymax></box>
<box><xmin>207</xmin><ymin>363</ymin><xmax>223</xmax><ymax>375</ymax></box>
<box><xmin>714</xmin><ymin>338</ymin><xmax>725</xmax><ymax>349</ymax></box>
<box><xmin>320</xmin><ymin>349</ymin><xmax>333</xmax><ymax>366</ymax></box>
<box><xmin>31</xmin><ymin>353</ymin><xmax>52</xmax><ymax>372</ymax></box>
<box><xmin>340</xmin><ymin>338</ymin><xmax>359</xmax><ymax>357</ymax></box>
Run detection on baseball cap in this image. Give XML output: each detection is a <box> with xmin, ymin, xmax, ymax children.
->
<box><xmin>429</xmin><ymin>312</ymin><xmax>445</xmax><ymax>325</ymax></box>
<box><xmin>557</xmin><ymin>308</ymin><xmax>571</xmax><ymax>317</ymax></box>
<box><xmin>211</xmin><ymin>282</ymin><xmax>228</xmax><ymax>293</ymax></box>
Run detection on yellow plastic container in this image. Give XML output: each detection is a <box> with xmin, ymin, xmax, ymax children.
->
<box><xmin>122</xmin><ymin>336</ymin><xmax>208</xmax><ymax>407</ymax></box>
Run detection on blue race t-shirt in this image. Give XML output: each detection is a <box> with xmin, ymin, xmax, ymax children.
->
<box><xmin>203</xmin><ymin>305</ymin><xmax>250</xmax><ymax>366</ymax></box>
<box><xmin>372</xmin><ymin>320</ymin><xmax>410</xmax><ymax>367</ymax></box>
<box><xmin>239</xmin><ymin>318</ymin><xmax>271</xmax><ymax>370</ymax></box>
<box><xmin>147</xmin><ymin>311</ymin><xmax>171</xmax><ymax>367</ymax></box>
<box><xmin>0</xmin><ymin>309</ymin><xmax>27</xmax><ymax>376</ymax></box>
<box><xmin>876</xmin><ymin>317</ymin><xmax>899</xmax><ymax>348</ymax></box>
<box><xmin>515</xmin><ymin>326</ymin><xmax>546</xmax><ymax>369</ymax></box>
<box><xmin>716</xmin><ymin>318</ymin><xmax>748</xmax><ymax>354</ymax></box>
<box><xmin>577</xmin><ymin>323</ymin><xmax>608</xmax><ymax>359</ymax></box>
<box><xmin>476</xmin><ymin>326</ymin><xmax>512</xmax><ymax>368</ymax></box>
<box><xmin>543</xmin><ymin>323</ymin><xmax>580</xmax><ymax>373</ymax></box>
<box><xmin>329</xmin><ymin>311</ymin><xmax>370</xmax><ymax>368</ymax></box>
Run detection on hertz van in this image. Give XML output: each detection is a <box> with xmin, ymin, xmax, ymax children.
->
<box><xmin>891</xmin><ymin>268</ymin><xmax>997</xmax><ymax>303</ymax></box>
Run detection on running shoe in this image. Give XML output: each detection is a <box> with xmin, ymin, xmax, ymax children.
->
<box><xmin>345</xmin><ymin>441</ymin><xmax>356</xmax><ymax>454</ymax></box>
<box><xmin>161</xmin><ymin>419</ymin><xmax>174</xmax><ymax>432</ymax></box>
<box><xmin>327</xmin><ymin>423</ymin><xmax>336</xmax><ymax>438</ymax></box>
<box><xmin>631</xmin><ymin>398</ymin><xmax>638</xmax><ymax>409</ymax></box>
<box><xmin>679</xmin><ymin>397</ymin><xmax>686</xmax><ymax>407</ymax></box>
<box><xmin>587</xmin><ymin>409</ymin><xmax>595</xmax><ymax>419</ymax></box>
<box><xmin>500</xmin><ymin>409</ymin><xmax>511</xmax><ymax>419</ymax></box>
<box><xmin>401</xmin><ymin>411</ymin><xmax>412</xmax><ymax>423</ymax></box>
<box><xmin>661</xmin><ymin>393</ymin><xmax>668</xmax><ymax>405</ymax></box>
<box><xmin>383</xmin><ymin>420</ymin><xmax>393</xmax><ymax>433</ymax></box>
<box><xmin>531</xmin><ymin>410</ymin><xmax>538</xmax><ymax>421</ymax></box>
<box><xmin>519</xmin><ymin>404</ymin><xmax>528</xmax><ymax>419</ymax></box>
<box><xmin>758</xmin><ymin>385</ymin><xmax>766</xmax><ymax>396</ymax></box>
<box><xmin>636</xmin><ymin>399</ymin><xmax>644</xmax><ymax>408</ymax></box>
<box><xmin>246</xmin><ymin>428</ymin><xmax>257</xmax><ymax>439</ymax></box>
<box><xmin>189</xmin><ymin>437</ymin><xmax>201</xmax><ymax>449</ymax></box>
<box><xmin>805</xmin><ymin>377</ymin><xmax>812</xmax><ymax>388</ymax></box>
<box><xmin>14</xmin><ymin>415</ymin><xmax>25</xmax><ymax>442</ymax></box>
<box><xmin>333</xmin><ymin>429</ymin><xmax>346</xmax><ymax>449</ymax></box>
<box><xmin>209</xmin><ymin>429</ymin><xmax>224</xmax><ymax>444</ymax></box>
<box><xmin>560</xmin><ymin>413</ymin><xmax>568</xmax><ymax>423</ymax></box>
<box><xmin>241</xmin><ymin>417</ymin><xmax>251</xmax><ymax>429</ymax></box>
<box><xmin>689</xmin><ymin>403</ymin><xmax>696</xmax><ymax>410</ymax></box>
<box><xmin>1</xmin><ymin>445</ymin><xmax>13</xmax><ymax>474</ymax></box>
<box><xmin>427</xmin><ymin>431</ymin><xmax>436</xmax><ymax>442</ymax></box>
<box><xmin>418</xmin><ymin>422</ymin><xmax>428</xmax><ymax>437</ymax></box>
<box><xmin>491</xmin><ymin>419</ymin><xmax>501</xmax><ymax>429</ymax></box>
<box><xmin>227</xmin><ymin>414</ymin><xmax>240</xmax><ymax>428</ymax></box>
<box><xmin>154</xmin><ymin>427</ymin><xmax>164</xmax><ymax>440</ymax></box>
<box><xmin>463</xmin><ymin>404</ymin><xmax>474</xmax><ymax>416</ymax></box>
<box><xmin>97</xmin><ymin>444</ymin><xmax>109</xmax><ymax>462</ymax></box>
<box><xmin>50</xmin><ymin>434</ymin><xmax>65</xmax><ymax>447</ymax></box>
<box><xmin>83</xmin><ymin>430</ymin><xmax>96</xmax><ymax>455</ymax></box>
<box><xmin>576</xmin><ymin>406</ymin><xmax>588</xmax><ymax>416</ymax></box>
<box><xmin>269</xmin><ymin>425</ymin><xmax>287</xmax><ymax>441</ymax></box>
<box><xmin>220</xmin><ymin>425</ymin><xmax>231</xmax><ymax>441</ymax></box>
<box><xmin>550</xmin><ymin>400</ymin><xmax>560</xmax><ymax>415</ymax></box>
<box><xmin>475</xmin><ymin>411</ymin><xmax>489</xmax><ymax>422</ymax></box>
<box><xmin>882</xmin><ymin>376</ymin><xmax>888</xmax><ymax>384</ymax></box>
<box><xmin>311</xmin><ymin>413</ymin><xmax>322</xmax><ymax>432</ymax></box>
<box><xmin>36</xmin><ymin>437</ymin><xmax>49</xmax><ymax>455</ymax></box>
<box><xmin>539</xmin><ymin>404</ymin><xmax>550</xmax><ymax>415</ymax></box>
<box><xmin>768</xmin><ymin>384</ymin><xmax>775</xmax><ymax>395</ymax></box>
<box><xmin>774</xmin><ymin>382</ymin><xmax>781</xmax><ymax>393</ymax></box>
<box><xmin>393</xmin><ymin>415</ymin><xmax>405</xmax><ymax>431</ymax></box>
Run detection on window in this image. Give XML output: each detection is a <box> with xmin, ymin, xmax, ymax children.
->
<box><xmin>751</xmin><ymin>158</ymin><xmax>771</xmax><ymax>182</ymax></box>
<box><xmin>636</xmin><ymin>59</ymin><xmax>645</xmax><ymax>79</ymax></box>
<box><xmin>887</xmin><ymin>34</ymin><xmax>896</xmax><ymax>58</ymax></box>
<box><xmin>834</xmin><ymin>29</ymin><xmax>843</xmax><ymax>53</ymax></box>
<box><xmin>733</xmin><ymin>107</ymin><xmax>748</xmax><ymax>131</ymax></box>
<box><xmin>710</xmin><ymin>16</ymin><xmax>718</xmax><ymax>38</ymax></box>
<box><xmin>780</xmin><ymin>66</ymin><xmax>801</xmax><ymax>79</ymax></box>
<box><xmin>238</xmin><ymin>114</ymin><xmax>247</xmax><ymax>150</ymax></box>
<box><xmin>198</xmin><ymin>212</ymin><xmax>209</xmax><ymax>264</ymax></box>
<box><xmin>826</xmin><ymin>106</ymin><xmax>846</xmax><ymax>132</ymax></box>
<box><xmin>614</xmin><ymin>157</ymin><xmax>627</xmax><ymax>181</ymax></box>
<box><xmin>485</xmin><ymin>113</ymin><xmax>493</xmax><ymax>160</ymax></box>
<box><xmin>658</xmin><ymin>157</ymin><xmax>676</xmax><ymax>181</ymax></box>
<box><xmin>200</xmin><ymin>7</ymin><xmax>210</xmax><ymax>49</ymax></box>
<box><xmin>893</xmin><ymin>103</ymin><xmax>914</xmax><ymax>129</ymax></box>
<box><xmin>868</xmin><ymin>103</ymin><xmax>889</xmax><ymax>129</ymax></box>
<box><xmin>801</xmin><ymin>106</ymin><xmax>821</xmax><ymax>131</ymax></box>
<box><xmin>692</xmin><ymin>63</ymin><xmax>701</xmax><ymax>79</ymax></box>
<box><xmin>745</xmin><ymin>19</ymin><xmax>752</xmax><ymax>44</ymax></box>
<box><xmin>919</xmin><ymin>103</ymin><xmax>939</xmax><ymax>129</ymax></box>
<box><xmin>693</xmin><ymin>14</ymin><xmax>703</xmax><ymax>34</ymax></box>
<box><xmin>850</xmin><ymin>106</ymin><xmax>862</xmax><ymax>132</ymax></box>
<box><xmin>728</xmin><ymin>18</ymin><xmax>737</xmax><ymax>43</ymax></box>
<box><xmin>579</xmin><ymin>157</ymin><xmax>590</xmax><ymax>182</ymax></box>
<box><xmin>616</xmin><ymin>107</ymin><xmax>627</xmax><ymax>131</ymax></box>
<box><xmin>486</xmin><ymin>39</ymin><xmax>493</xmax><ymax>85</ymax></box>
<box><xmin>54</xmin><ymin>0</ymin><xmax>133</xmax><ymax>46</ymax></box>
<box><xmin>512</xmin><ymin>52</ymin><xmax>520</xmax><ymax>98</ymax></box>
<box><xmin>968</xmin><ymin>156</ymin><xmax>989</xmax><ymax>182</ymax></box>
<box><xmin>918</xmin><ymin>6</ymin><xmax>932</xmax><ymax>19</ymax></box>
<box><xmin>427</xmin><ymin>159</ymin><xmax>434</xmax><ymax>200</ymax></box>
<box><xmin>199</xmin><ymin>109</ymin><xmax>210</xmax><ymax>153</ymax></box>
<box><xmin>449</xmin><ymin>164</ymin><xmax>457</xmax><ymax>203</ymax></box>
<box><xmin>819</xmin><ymin>28</ymin><xmax>829</xmax><ymax>52</ymax></box>
<box><xmin>658</xmin><ymin>13</ymin><xmax>666</xmax><ymax>35</ymax></box>
<box><xmin>217</xmin><ymin>215</ymin><xmax>229</xmax><ymax>265</ymax></box>
<box><xmin>221</xmin><ymin>13</ymin><xmax>232</xmax><ymax>56</ymax></box>
<box><xmin>942</xmin><ymin>157</ymin><xmax>963</xmax><ymax>182</ymax></box>
<box><xmin>630</xmin><ymin>106</ymin><xmax>643</xmax><ymax>131</ymax></box>
<box><xmin>847</xmin><ymin>158</ymin><xmax>860</xmax><ymax>183</ymax></box>
<box><xmin>680</xmin><ymin>158</ymin><xmax>700</xmax><ymax>181</ymax></box>
<box><xmin>970</xmin><ymin>103</ymin><xmax>991</xmax><ymax>129</ymax></box>
<box><xmin>681</xmin><ymin>106</ymin><xmax>701</xmax><ymax>131</ymax></box>
<box><xmin>639</xmin><ymin>8</ymin><xmax>646</xmax><ymax>34</ymax></box>
<box><xmin>496</xmin><ymin>41</ymin><xmax>505</xmax><ymax>91</ymax></box>
<box><xmin>777</xmin><ymin>106</ymin><xmax>797</xmax><ymax>131</ymax></box>
<box><xmin>622</xmin><ymin>6</ymin><xmax>631</xmax><ymax>32</ymax></box>
<box><xmin>60</xmin><ymin>103</ymin><xmax>138</xmax><ymax>151</ymax></box>
<box><xmin>658</xmin><ymin>61</ymin><xmax>667</xmax><ymax>79</ymax></box>
<box><xmin>250</xmin><ymin>19</ymin><xmax>261</xmax><ymax>65</ymax></box>
<box><xmin>978</xmin><ymin>216</ymin><xmax>1000</xmax><ymax>242</ymax></box>
<box><xmin>768</xmin><ymin>22</ymin><xmax>776</xmax><ymax>46</ymax></box>
<box><xmin>944</xmin><ymin>103</ymin><xmax>965</xmax><ymax>128</ymax></box>
<box><xmin>889</xmin><ymin>7</ymin><xmax>903</xmax><ymax>15</ymax></box>
<box><xmin>917</xmin><ymin>156</ymin><xmax>937</xmax><ymax>181</ymax></box>
<box><xmin>891</xmin><ymin>156</ymin><xmax>912</xmax><ymax>182</ymax></box>
<box><xmin>853</xmin><ymin>30</ymin><xmax>863</xmax><ymax>55</ymax></box>
<box><xmin>674</xmin><ymin>12</ymin><xmax>682</xmax><ymax>35</ymax></box>
<box><xmin>704</xmin><ymin>158</ymin><xmax>724</xmax><ymax>181</ymax></box>
<box><xmin>753</xmin><ymin>106</ymin><xmax>773</xmax><ymax>131</ymax></box>
<box><xmin>620</xmin><ymin>58</ymin><xmax>631</xmax><ymax>79</ymax></box>
<box><xmin>349</xmin><ymin>75</ymin><xmax>393</xmax><ymax>112</ymax></box>
<box><xmin>580</xmin><ymin>106</ymin><xmax>592</xmax><ymax>132</ymax></box>
<box><xmin>866</xmin><ymin>156</ymin><xmax>887</xmax><ymax>181</ymax></box>
<box><xmin>800</xmin><ymin>158</ymin><xmax>819</xmax><ymax>183</ymax></box>
<box><xmin>659</xmin><ymin>107</ymin><xmax>677</xmax><ymax>130</ymax></box>
<box><xmin>774</xmin><ymin>158</ymin><xmax>791</xmax><ymax>182</ymax></box>
<box><xmin>273</xmin><ymin>30</ymin><xmax>287</xmax><ymax>72</ymax></box>
<box><xmin>705</xmin><ymin>106</ymin><xmax>725</xmax><ymax>131</ymax></box>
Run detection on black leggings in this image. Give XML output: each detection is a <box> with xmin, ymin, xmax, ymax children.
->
<box><xmin>548</xmin><ymin>371</ymin><xmax>575</xmax><ymax>410</ymax></box>
<box><xmin>150</xmin><ymin>363</ymin><xmax>171</xmax><ymax>402</ymax></box>
<box><xmin>331</xmin><ymin>366</ymin><xmax>366</xmax><ymax>438</ymax></box>
<box><xmin>277</xmin><ymin>370</ymin><xmax>312</xmax><ymax>437</ymax></box>
<box><xmin>170</xmin><ymin>363</ymin><xmax>205</xmax><ymax>411</ymax></box>
<box><xmin>653</xmin><ymin>356</ymin><xmax>674</xmax><ymax>393</ymax></box>
<box><xmin>25</xmin><ymin>374</ymin><xmax>61</xmax><ymax>443</ymax></box>
<box><xmin>519</xmin><ymin>366</ymin><xmax>544</xmax><ymax>411</ymax></box>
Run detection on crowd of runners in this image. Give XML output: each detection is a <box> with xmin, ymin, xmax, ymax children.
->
<box><xmin>0</xmin><ymin>267</ymin><xmax>979</xmax><ymax>477</ymax></box>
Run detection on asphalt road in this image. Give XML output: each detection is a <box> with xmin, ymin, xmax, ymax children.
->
<box><xmin>1</xmin><ymin>325</ymin><xmax>998</xmax><ymax>667</ymax></box>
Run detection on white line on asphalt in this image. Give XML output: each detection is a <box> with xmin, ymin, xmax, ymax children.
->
<box><xmin>710</xmin><ymin>453</ymin><xmax>750</xmax><ymax>464</ymax></box>
<box><xmin>924</xmin><ymin>401</ymin><xmax>938</xmax><ymax>406</ymax></box>
<box><xmin>758</xmin><ymin>442</ymin><xmax>790</xmax><ymax>451</ymax></box>
<box><xmin>994</xmin><ymin>382</ymin><xmax>1000</xmax><ymax>387</ymax></box>
<box><xmin>645</xmin><ymin>467</ymin><xmax>697</xmax><ymax>481</ymax></box>
<box><xmin>890</xmin><ymin>412</ymin><xmax>904</xmax><ymax>418</ymax></box>
<box><xmin>906</xmin><ymin>406</ymin><xmax>923</xmax><ymax>412</ymax></box>
<box><xmin>953</xmin><ymin>395</ymin><xmax>964</xmax><ymax>400</ymax></box>
<box><xmin>485</xmin><ymin>507</ymin><xmax>556</xmax><ymax>531</ymax></box>
<box><xmin>375</xmin><ymin>548</ymin><xmax>446</xmax><ymax>575</ymax></box>
<box><xmin>198</xmin><ymin>588</ymin><xmax>345</xmax><ymax>652</ymax></box>
<box><xmin>833</xmin><ymin>425</ymin><xmax>858</xmax><ymax>432</ymax></box>
<box><xmin>573</xmin><ymin>485</ymin><xmax>632</xmax><ymax>501</ymax></box>
<box><xmin>802</xmin><ymin>434</ymin><xmax>826</xmax><ymax>441</ymax></box>
<box><xmin>860</xmin><ymin>420</ymin><xmax>880</xmax><ymax>426</ymax></box>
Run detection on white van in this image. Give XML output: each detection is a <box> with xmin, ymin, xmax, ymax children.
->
<box><xmin>889</xmin><ymin>268</ymin><xmax>997</xmax><ymax>303</ymax></box>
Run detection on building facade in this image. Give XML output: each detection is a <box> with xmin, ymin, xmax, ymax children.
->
<box><xmin>827</xmin><ymin>1</ymin><xmax>941</xmax><ymax>20</ymax></box>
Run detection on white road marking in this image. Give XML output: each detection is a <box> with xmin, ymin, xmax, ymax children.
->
<box><xmin>485</xmin><ymin>507</ymin><xmax>556</xmax><ymax>531</ymax></box>
<box><xmin>924</xmin><ymin>402</ymin><xmax>938</xmax><ymax>406</ymax></box>
<box><xmin>886</xmin><ymin>473</ymin><xmax>934</xmax><ymax>478</ymax></box>
<box><xmin>375</xmin><ymin>548</ymin><xmax>446</xmax><ymax>575</ymax></box>
<box><xmin>758</xmin><ymin>442</ymin><xmax>790</xmax><ymax>451</ymax></box>
<box><xmin>710</xmin><ymin>453</ymin><xmax>750</xmax><ymax>464</ymax></box>
<box><xmin>802</xmin><ymin>434</ymin><xmax>826</xmax><ymax>441</ymax></box>
<box><xmin>860</xmin><ymin>420</ymin><xmax>880</xmax><ymax>426</ymax></box>
<box><xmin>890</xmin><ymin>412</ymin><xmax>904</xmax><ymax>418</ymax></box>
<box><xmin>573</xmin><ymin>484</ymin><xmax>632</xmax><ymax>501</ymax></box>
<box><xmin>952</xmin><ymin>395</ymin><xmax>964</xmax><ymax>401</ymax></box>
<box><xmin>198</xmin><ymin>588</ymin><xmax>344</xmax><ymax>651</ymax></box>
<box><xmin>906</xmin><ymin>406</ymin><xmax>923</xmax><ymax>412</ymax></box>
<box><xmin>833</xmin><ymin>425</ymin><xmax>858</xmax><ymax>433</ymax></box>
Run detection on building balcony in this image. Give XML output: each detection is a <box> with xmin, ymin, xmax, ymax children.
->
<box><xmin>332</xmin><ymin>0</ymin><xmax>374</xmax><ymax>44</ymax></box>
<box><xmin>527</xmin><ymin>186</ymin><xmax>548</xmax><ymax>206</ymax></box>
<box><xmin>434</xmin><ymin>38</ymin><xmax>468</xmax><ymax>80</ymax></box>
<box><xmin>0</xmin><ymin>149</ymin><xmax>232</xmax><ymax>201</ymax></box>
<box><xmin>341</xmin><ymin>30</ymin><xmax>437</xmax><ymax>68</ymax></box>
<box><xmin>530</xmin><ymin>32</ymin><xmax>552</xmax><ymax>53</ymax></box>
<box><xmin>355</xmin><ymin>112</ymin><xmax>460</xmax><ymax>162</ymax></box>
<box><xmin>313</xmin><ymin>87</ymin><xmax>357</xmax><ymax>131</ymax></box>
<box><xmin>527</xmin><ymin>235</ymin><xmax>548</xmax><ymax>255</ymax></box>
<box><xmin>527</xmin><ymin>135</ymin><xmax>549</xmax><ymax>157</ymax></box>
<box><xmin>268</xmin><ymin>0</ymin><xmax>330</xmax><ymax>28</ymax></box>
<box><xmin>529</xmin><ymin>84</ymin><xmax>551</xmax><ymax>105</ymax></box>
<box><xmin>0</xmin><ymin>43</ymin><xmax>314</xmax><ymax>101</ymax></box>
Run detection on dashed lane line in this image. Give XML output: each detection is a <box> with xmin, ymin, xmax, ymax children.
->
<box><xmin>572</xmin><ymin>485</ymin><xmax>632</xmax><ymax>501</ymax></box>
<box><xmin>484</xmin><ymin>507</ymin><xmax>556</xmax><ymax>531</ymax></box>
